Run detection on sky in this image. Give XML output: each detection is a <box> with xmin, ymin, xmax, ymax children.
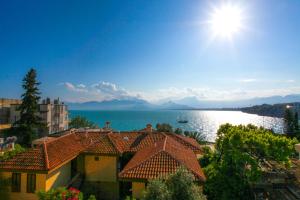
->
<box><xmin>0</xmin><ymin>0</ymin><xmax>300</xmax><ymax>103</ymax></box>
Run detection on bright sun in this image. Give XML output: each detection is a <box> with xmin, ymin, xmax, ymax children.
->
<box><xmin>209</xmin><ymin>4</ymin><xmax>244</xmax><ymax>39</ymax></box>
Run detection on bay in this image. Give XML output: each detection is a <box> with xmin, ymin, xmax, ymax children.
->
<box><xmin>69</xmin><ymin>110</ymin><xmax>284</xmax><ymax>142</ymax></box>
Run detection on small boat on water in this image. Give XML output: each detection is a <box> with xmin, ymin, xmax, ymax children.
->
<box><xmin>177</xmin><ymin>119</ymin><xmax>188</xmax><ymax>123</ymax></box>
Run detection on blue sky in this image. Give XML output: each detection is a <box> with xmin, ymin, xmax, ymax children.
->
<box><xmin>0</xmin><ymin>0</ymin><xmax>300</xmax><ymax>102</ymax></box>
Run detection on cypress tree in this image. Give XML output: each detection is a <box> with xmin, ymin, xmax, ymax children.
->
<box><xmin>15</xmin><ymin>68</ymin><xmax>42</xmax><ymax>146</ymax></box>
<box><xmin>284</xmin><ymin>108</ymin><xmax>295</xmax><ymax>137</ymax></box>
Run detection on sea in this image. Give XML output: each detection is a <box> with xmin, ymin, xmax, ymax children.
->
<box><xmin>69</xmin><ymin>110</ymin><xmax>284</xmax><ymax>142</ymax></box>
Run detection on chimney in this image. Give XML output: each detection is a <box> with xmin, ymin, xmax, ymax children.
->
<box><xmin>105</xmin><ymin>121</ymin><xmax>111</xmax><ymax>129</ymax></box>
<box><xmin>146</xmin><ymin>124</ymin><xmax>152</xmax><ymax>133</ymax></box>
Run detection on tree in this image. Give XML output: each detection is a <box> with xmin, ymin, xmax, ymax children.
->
<box><xmin>69</xmin><ymin>116</ymin><xmax>98</xmax><ymax>129</ymax></box>
<box><xmin>174</xmin><ymin>128</ymin><xmax>183</xmax><ymax>134</ymax></box>
<box><xmin>142</xmin><ymin>167</ymin><xmax>206</xmax><ymax>200</ymax></box>
<box><xmin>203</xmin><ymin>124</ymin><xmax>297</xmax><ymax>200</ymax></box>
<box><xmin>284</xmin><ymin>108</ymin><xmax>300</xmax><ymax>138</ymax></box>
<box><xmin>142</xmin><ymin>179</ymin><xmax>170</xmax><ymax>200</ymax></box>
<box><xmin>166</xmin><ymin>167</ymin><xmax>206</xmax><ymax>200</ymax></box>
<box><xmin>156</xmin><ymin>123</ymin><xmax>173</xmax><ymax>133</ymax></box>
<box><xmin>183</xmin><ymin>131</ymin><xmax>206</xmax><ymax>144</ymax></box>
<box><xmin>14</xmin><ymin>68</ymin><xmax>43</xmax><ymax>146</ymax></box>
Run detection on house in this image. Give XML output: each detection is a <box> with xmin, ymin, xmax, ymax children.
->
<box><xmin>0</xmin><ymin>124</ymin><xmax>205</xmax><ymax>200</ymax></box>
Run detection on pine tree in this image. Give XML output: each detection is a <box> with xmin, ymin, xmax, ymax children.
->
<box><xmin>15</xmin><ymin>68</ymin><xmax>42</xmax><ymax>146</ymax></box>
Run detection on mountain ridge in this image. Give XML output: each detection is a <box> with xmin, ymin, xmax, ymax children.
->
<box><xmin>66</xmin><ymin>94</ymin><xmax>300</xmax><ymax>110</ymax></box>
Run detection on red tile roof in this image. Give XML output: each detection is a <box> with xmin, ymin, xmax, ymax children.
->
<box><xmin>119</xmin><ymin>136</ymin><xmax>206</xmax><ymax>182</ymax></box>
<box><xmin>83</xmin><ymin>133</ymin><xmax>119</xmax><ymax>155</ymax></box>
<box><xmin>0</xmin><ymin>130</ymin><xmax>204</xmax><ymax>177</ymax></box>
<box><xmin>0</xmin><ymin>147</ymin><xmax>47</xmax><ymax>171</ymax></box>
<box><xmin>109</xmin><ymin>131</ymin><xmax>202</xmax><ymax>154</ymax></box>
<box><xmin>45</xmin><ymin>133</ymin><xmax>85</xmax><ymax>170</ymax></box>
<box><xmin>0</xmin><ymin>133</ymin><xmax>85</xmax><ymax>171</ymax></box>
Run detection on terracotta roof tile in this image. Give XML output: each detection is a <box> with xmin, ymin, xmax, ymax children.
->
<box><xmin>109</xmin><ymin>131</ymin><xmax>202</xmax><ymax>154</ymax></box>
<box><xmin>45</xmin><ymin>133</ymin><xmax>85</xmax><ymax>170</ymax></box>
<box><xmin>0</xmin><ymin>133</ymin><xmax>85</xmax><ymax>171</ymax></box>
<box><xmin>0</xmin><ymin>130</ymin><xmax>204</xmax><ymax>175</ymax></box>
<box><xmin>0</xmin><ymin>147</ymin><xmax>47</xmax><ymax>171</ymax></box>
<box><xmin>166</xmin><ymin>133</ymin><xmax>203</xmax><ymax>154</ymax></box>
<box><xmin>119</xmin><ymin>136</ymin><xmax>206</xmax><ymax>182</ymax></box>
<box><xmin>84</xmin><ymin>133</ymin><xmax>119</xmax><ymax>155</ymax></box>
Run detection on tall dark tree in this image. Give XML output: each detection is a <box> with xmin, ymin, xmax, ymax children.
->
<box><xmin>284</xmin><ymin>108</ymin><xmax>295</xmax><ymax>137</ymax></box>
<box><xmin>294</xmin><ymin>112</ymin><xmax>299</xmax><ymax>132</ymax></box>
<box><xmin>15</xmin><ymin>68</ymin><xmax>42</xmax><ymax>146</ymax></box>
<box><xmin>284</xmin><ymin>107</ymin><xmax>299</xmax><ymax>138</ymax></box>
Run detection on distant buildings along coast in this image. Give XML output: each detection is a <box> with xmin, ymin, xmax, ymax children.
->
<box><xmin>0</xmin><ymin>98</ymin><xmax>69</xmax><ymax>135</ymax></box>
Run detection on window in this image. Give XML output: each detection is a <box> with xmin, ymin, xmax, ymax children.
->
<box><xmin>26</xmin><ymin>174</ymin><xmax>36</xmax><ymax>193</ymax></box>
<box><xmin>11</xmin><ymin>173</ymin><xmax>21</xmax><ymax>192</ymax></box>
<box><xmin>94</xmin><ymin>156</ymin><xmax>99</xmax><ymax>161</ymax></box>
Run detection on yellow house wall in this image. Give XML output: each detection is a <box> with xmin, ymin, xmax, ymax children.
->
<box><xmin>132</xmin><ymin>182</ymin><xmax>145</xmax><ymax>199</ymax></box>
<box><xmin>0</xmin><ymin>171</ymin><xmax>46</xmax><ymax>200</ymax></box>
<box><xmin>84</xmin><ymin>155</ymin><xmax>117</xmax><ymax>182</ymax></box>
<box><xmin>45</xmin><ymin>161</ymin><xmax>71</xmax><ymax>191</ymax></box>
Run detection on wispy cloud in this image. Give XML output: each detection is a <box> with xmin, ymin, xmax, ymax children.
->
<box><xmin>286</xmin><ymin>79</ymin><xmax>295</xmax><ymax>83</ymax></box>
<box><xmin>60</xmin><ymin>81</ymin><xmax>140</xmax><ymax>102</ymax></box>
<box><xmin>59</xmin><ymin>81</ymin><xmax>300</xmax><ymax>103</ymax></box>
<box><xmin>239</xmin><ymin>78</ymin><xmax>257</xmax><ymax>83</ymax></box>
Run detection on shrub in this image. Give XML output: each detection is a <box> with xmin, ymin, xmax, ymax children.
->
<box><xmin>37</xmin><ymin>187</ymin><xmax>83</xmax><ymax>200</ymax></box>
<box><xmin>142</xmin><ymin>167</ymin><xmax>206</xmax><ymax>200</ymax></box>
<box><xmin>142</xmin><ymin>179</ymin><xmax>170</xmax><ymax>200</ymax></box>
<box><xmin>0</xmin><ymin>144</ymin><xmax>25</xmax><ymax>161</ymax></box>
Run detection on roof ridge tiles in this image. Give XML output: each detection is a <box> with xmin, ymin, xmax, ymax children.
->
<box><xmin>43</xmin><ymin>141</ymin><xmax>50</xmax><ymax>170</ymax></box>
<box><xmin>43</xmin><ymin>131</ymin><xmax>72</xmax><ymax>145</ymax></box>
<box><xmin>163</xmin><ymin>136</ymin><xmax>167</xmax><ymax>151</ymax></box>
<box><xmin>107</xmin><ymin>133</ymin><xmax>122</xmax><ymax>154</ymax></box>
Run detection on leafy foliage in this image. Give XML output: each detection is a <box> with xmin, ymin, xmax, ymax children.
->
<box><xmin>0</xmin><ymin>144</ymin><xmax>25</xmax><ymax>161</ymax></box>
<box><xmin>166</xmin><ymin>168</ymin><xmax>206</xmax><ymax>200</ymax></box>
<box><xmin>142</xmin><ymin>167</ymin><xmax>206</xmax><ymax>200</ymax></box>
<box><xmin>69</xmin><ymin>116</ymin><xmax>98</xmax><ymax>129</ymax></box>
<box><xmin>156</xmin><ymin>123</ymin><xmax>173</xmax><ymax>133</ymax></box>
<box><xmin>87</xmin><ymin>195</ymin><xmax>97</xmax><ymax>200</ymax></box>
<box><xmin>183</xmin><ymin>131</ymin><xmax>206</xmax><ymax>144</ymax></box>
<box><xmin>203</xmin><ymin>124</ymin><xmax>297</xmax><ymax>200</ymax></box>
<box><xmin>13</xmin><ymin>68</ymin><xmax>43</xmax><ymax>146</ymax></box>
<box><xmin>198</xmin><ymin>146</ymin><xmax>213</xmax><ymax>168</ymax></box>
<box><xmin>37</xmin><ymin>187</ymin><xmax>83</xmax><ymax>200</ymax></box>
<box><xmin>142</xmin><ymin>179</ymin><xmax>170</xmax><ymax>200</ymax></box>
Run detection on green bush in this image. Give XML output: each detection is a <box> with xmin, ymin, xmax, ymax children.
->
<box><xmin>0</xmin><ymin>144</ymin><xmax>25</xmax><ymax>161</ymax></box>
<box><xmin>69</xmin><ymin>116</ymin><xmax>98</xmax><ymax>129</ymax></box>
<box><xmin>142</xmin><ymin>167</ymin><xmax>206</xmax><ymax>200</ymax></box>
<box><xmin>142</xmin><ymin>179</ymin><xmax>170</xmax><ymax>200</ymax></box>
<box><xmin>87</xmin><ymin>194</ymin><xmax>97</xmax><ymax>200</ymax></box>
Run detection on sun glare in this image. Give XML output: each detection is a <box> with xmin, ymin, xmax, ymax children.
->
<box><xmin>209</xmin><ymin>3</ymin><xmax>244</xmax><ymax>39</ymax></box>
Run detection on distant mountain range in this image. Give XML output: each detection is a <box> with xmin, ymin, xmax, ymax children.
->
<box><xmin>66</xmin><ymin>94</ymin><xmax>300</xmax><ymax>110</ymax></box>
<box><xmin>67</xmin><ymin>99</ymin><xmax>191</xmax><ymax>110</ymax></box>
<box><xmin>173</xmin><ymin>94</ymin><xmax>300</xmax><ymax>109</ymax></box>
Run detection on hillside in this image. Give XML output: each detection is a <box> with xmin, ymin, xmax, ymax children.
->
<box><xmin>241</xmin><ymin>102</ymin><xmax>300</xmax><ymax>118</ymax></box>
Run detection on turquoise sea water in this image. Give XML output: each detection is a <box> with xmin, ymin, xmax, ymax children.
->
<box><xmin>69</xmin><ymin>110</ymin><xmax>284</xmax><ymax>141</ymax></box>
